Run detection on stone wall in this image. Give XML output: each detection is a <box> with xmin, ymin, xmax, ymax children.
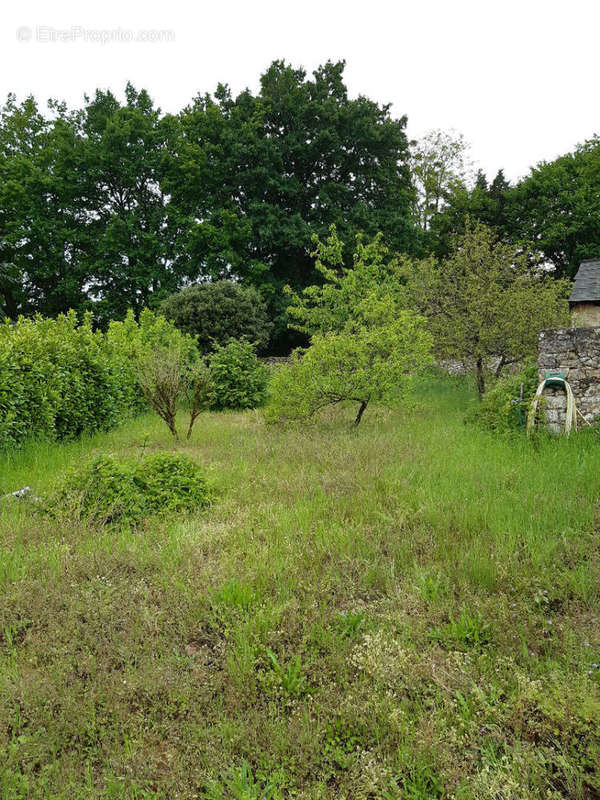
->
<box><xmin>538</xmin><ymin>327</ymin><xmax>600</xmax><ymax>431</ymax></box>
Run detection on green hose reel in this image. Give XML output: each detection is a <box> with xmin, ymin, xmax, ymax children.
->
<box><xmin>527</xmin><ymin>371</ymin><xmax>577</xmax><ymax>436</ymax></box>
<box><xmin>544</xmin><ymin>370</ymin><xmax>566</xmax><ymax>387</ymax></box>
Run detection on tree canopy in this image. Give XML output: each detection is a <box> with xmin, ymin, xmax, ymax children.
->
<box><xmin>410</xmin><ymin>129</ymin><xmax>473</xmax><ymax>236</ymax></box>
<box><xmin>1</xmin><ymin>65</ymin><xmax>597</xmax><ymax>356</ymax></box>
<box><xmin>167</xmin><ymin>60</ymin><xmax>415</xmax><ymax>349</ymax></box>
<box><xmin>267</xmin><ymin>305</ymin><xmax>432</xmax><ymax>425</ymax></box>
<box><xmin>286</xmin><ymin>225</ymin><xmax>407</xmax><ymax>337</ymax></box>
<box><xmin>0</xmin><ymin>62</ymin><xmax>417</xmax><ymax>353</ymax></box>
<box><xmin>421</xmin><ymin>137</ymin><xmax>600</xmax><ymax>277</ymax></box>
<box><xmin>404</xmin><ymin>221</ymin><xmax>571</xmax><ymax>396</ymax></box>
<box><xmin>267</xmin><ymin>230</ymin><xmax>432</xmax><ymax>425</ymax></box>
<box><xmin>507</xmin><ymin>138</ymin><xmax>600</xmax><ymax>278</ymax></box>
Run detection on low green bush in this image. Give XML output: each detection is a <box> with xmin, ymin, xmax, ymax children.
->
<box><xmin>49</xmin><ymin>451</ymin><xmax>213</xmax><ymax>526</ymax></box>
<box><xmin>209</xmin><ymin>340</ymin><xmax>268</xmax><ymax>410</ymax></box>
<box><xmin>469</xmin><ymin>362</ymin><xmax>538</xmax><ymax>433</ymax></box>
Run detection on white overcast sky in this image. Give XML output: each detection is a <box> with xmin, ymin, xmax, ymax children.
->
<box><xmin>2</xmin><ymin>0</ymin><xmax>599</xmax><ymax>183</ymax></box>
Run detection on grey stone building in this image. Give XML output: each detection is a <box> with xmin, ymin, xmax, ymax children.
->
<box><xmin>569</xmin><ymin>258</ymin><xmax>600</xmax><ymax>326</ymax></box>
<box><xmin>537</xmin><ymin>259</ymin><xmax>600</xmax><ymax>431</ymax></box>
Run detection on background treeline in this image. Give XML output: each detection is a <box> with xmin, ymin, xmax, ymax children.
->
<box><xmin>1</xmin><ymin>60</ymin><xmax>599</xmax><ymax>353</ymax></box>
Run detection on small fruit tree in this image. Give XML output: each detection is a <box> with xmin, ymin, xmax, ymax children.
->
<box><xmin>267</xmin><ymin>228</ymin><xmax>433</xmax><ymax>425</ymax></box>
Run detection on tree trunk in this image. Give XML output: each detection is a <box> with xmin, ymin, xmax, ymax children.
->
<box><xmin>354</xmin><ymin>400</ymin><xmax>368</xmax><ymax>426</ymax></box>
<box><xmin>164</xmin><ymin>414</ymin><xmax>179</xmax><ymax>440</ymax></box>
<box><xmin>494</xmin><ymin>355</ymin><xmax>506</xmax><ymax>379</ymax></box>
<box><xmin>186</xmin><ymin>411</ymin><xmax>199</xmax><ymax>440</ymax></box>
<box><xmin>476</xmin><ymin>358</ymin><xmax>485</xmax><ymax>398</ymax></box>
<box><xmin>1</xmin><ymin>287</ymin><xmax>18</xmax><ymax>320</ymax></box>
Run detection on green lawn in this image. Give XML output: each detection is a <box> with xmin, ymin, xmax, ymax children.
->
<box><xmin>1</xmin><ymin>376</ymin><xmax>599</xmax><ymax>799</ymax></box>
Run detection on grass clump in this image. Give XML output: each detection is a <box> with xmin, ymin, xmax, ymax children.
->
<box><xmin>385</xmin><ymin>763</ymin><xmax>445</xmax><ymax>799</ymax></box>
<box><xmin>211</xmin><ymin>578</ymin><xmax>258</xmax><ymax>612</ymax></box>
<box><xmin>265</xmin><ymin>650</ymin><xmax>309</xmax><ymax>698</ymax></box>
<box><xmin>50</xmin><ymin>451</ymin><xmax>212</xmax><ymax>525</ymax></box>
<box><xmin>429</xmin><ymin>610</ymin><xmax>492</xmax><ymax>651</ymax></box>
<box><xmin>205</xmin><ymin>761</ymin><xmax>279</xmax><ymax>800</ymax></box>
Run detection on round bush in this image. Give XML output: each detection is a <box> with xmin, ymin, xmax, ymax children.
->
<box><xmin>51</xmin><ymin>452</ymin><xmax>213</xmax><ymax>525</ymax></box>
<box><xmin>209</xmin><ymin>340</ymin><xmax>268</xmax><ymax>410</ymax></box>
<box><xmin>161</xmin><ymin>281</ymin><xmax>272</xmax><ymax>354</ymax></box>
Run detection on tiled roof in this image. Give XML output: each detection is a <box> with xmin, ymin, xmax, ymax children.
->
<box><xmin>569</xmin><ymin>259</ymin><xmax>600</xmax><ymax>303</ymax></box>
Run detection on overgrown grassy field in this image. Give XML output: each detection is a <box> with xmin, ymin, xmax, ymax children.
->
<box><xmin>1</xmin><ymin>376</ymin><xmax>599</xmax><ymax>799</ymax></box>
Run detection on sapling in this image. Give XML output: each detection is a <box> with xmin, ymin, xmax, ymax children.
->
<box><xmin>137</xmin><ymin>347</ymin><xmax>213</xmax><ymax>440</ymax></box>
<box><xmin>136</xmin><ymin>346</ymin><xmax>186</xmax><ymax>439</ymax></box>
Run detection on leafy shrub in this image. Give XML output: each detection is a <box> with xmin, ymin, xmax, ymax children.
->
<box><xmin>50</xmin><ymin>452</ymin><xmax>212</xmax><ymax>526</ymax></box>
<box><xmin>109</xmin><ymin>309</ymin><xmax>213</xmax><ymax>439</ymax></box>
<box><xmin>469</xmin><ymin>362</ymin><xmax>538</xmax><ymax>433</ymax></box>
<box><xmin>105</xmin><ymin>308</ymin><xmax>199</xmax><ymax>410</ymax></box>
<box><xmin>136</xmin><ymin>348</ymin><xmax>187</xmax><ymax>439</ymax></box>
<box><xmin>209</xmin><ymin>340</ymin><xmax>268</xmax><ymax>410</ymax></box>
<box><xmin>137</xmin><ymin>348</ymin><xmax>213</xmax><ymax>440</ymax></box>
<box><xmin>161</xmin><ymin>281</ymin><xmax>272</xmax><ymax>354</ymax></box>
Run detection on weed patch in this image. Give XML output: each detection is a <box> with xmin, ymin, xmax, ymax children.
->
<box><xmin>49</xmin><ymin>451</ymin><xmax>213</xmax><ymax>526</ymax></box>
<box><xmin>429</xmin><ymin>610</ymin><xmax>492</xmax><ymax>651</ymax></box>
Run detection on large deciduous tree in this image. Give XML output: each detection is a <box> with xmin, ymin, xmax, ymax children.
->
<box><xmin>168</xmin><ymin>60</ymin><xmax>416</xmax><ymax>351</ymax></box>
<box><xmin>1</xmin><ymin>64</ymin><xmax>416</xmax><ymax>351</ymax></box>
<box><xmin>0</xmin><ymin>86</ymin><xmax>181</xmax><ymax>323</ymax></box>
<box><xmin>507</xmin><ymin>138</ymin><xmax>600</xmax><ymax>278</ymax></box>
<box><xmin>80</xmin><ymin>84</ymin><xmax>182</xmax><ymax>321</ymax></box>
<box><xmin>0</xmin><ymin>95</ymin><xmax>91</xmax><ymax>317</ymax></box>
